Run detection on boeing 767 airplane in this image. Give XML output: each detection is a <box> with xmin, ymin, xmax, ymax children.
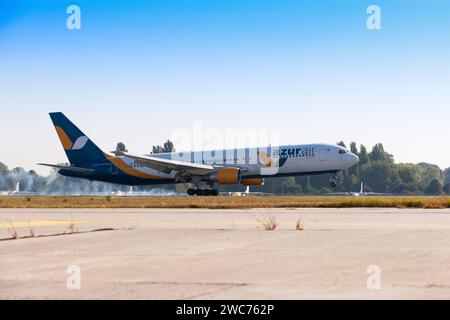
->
<box><xmin>40</xmin><ymin>112</ymin><xmax>359</xmax><ymax>196</ymax></box>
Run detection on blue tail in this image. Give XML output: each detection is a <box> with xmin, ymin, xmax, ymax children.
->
<box><xmin>49</xmin><ymin>112</ymin><xmax>107</xmax><ymax>166</ymax></box>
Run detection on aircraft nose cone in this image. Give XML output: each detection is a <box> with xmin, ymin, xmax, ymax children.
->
<box><xmin>349</xmin><ymin>153</ymin><xmax>359</xmax><ymax>166</ymax></box>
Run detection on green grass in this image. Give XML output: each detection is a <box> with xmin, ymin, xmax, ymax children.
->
<box><xmin>0</xmin><ymin>195</ymin><xmax>449</xmax><ymax>209</ymax></box>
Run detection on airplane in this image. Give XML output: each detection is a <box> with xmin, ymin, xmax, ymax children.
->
<box><xmin>39</xmin><ymin>112</ymin><xmax>360</xmax><ymax>196</ymax></box>
<box><xmin>348</xmin><ymin>182</ymin><xmax>390</xmax><ymax>197</ymax></box>
<box><xmin>0</xmin><ymin>182</ymin><xmax>37</xmax><ymax>196</ymax></box>
<box><xmin>228</xmin><ymin>186</ymin><xmax>252</xmax><ymax>197</ymax></box>
<box><xmin>327</xmin><ymin>182</ymin><xmax>390</xmax><ymax>197</ymax></box>
<box><xmin>349</xmin><ymin>182</ymin><xmax>367</xmax><ymax>197</ymax></box>
<box><xmin>0</xmin><ymin>182</ymin><xmax>20</xmax><ymax>196</ymax></box>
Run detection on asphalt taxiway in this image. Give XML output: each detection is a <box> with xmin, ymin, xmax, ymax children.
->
<box><xmin>1</xmin><ymin>208</ymin><xmax>450</xmax><ymax>299</ymax></box>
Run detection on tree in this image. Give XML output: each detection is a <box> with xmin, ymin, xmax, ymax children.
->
<box><xmin>309</xmin><ymin>173</ymin><xmax>332</xmax><ymax>191</ymax></box>
<box><xmin>152</xmin><ymin>140</ymin><xmax>175</xmax><ymax>153</ymax></box>
<box><xmin>348</xmin><ymin>142</ymin><xmax>359</xmax><ymax>176</ymax></box>
<box><xmin>337</xmin><ymin>141</ymin><xmax>347</xmax><ymax>148</ymax></box>
<box><xmin>282</xmin><ymin>177</ymin><xmax>301</xmax><ymax>194</ymax></box>
<box><xmin>262</xmin><ymin>177</ymin><xmax>284</xmax><ymax>194</ymax></box>
<box><xmin>359</xmin><ymin>144</ymin><xmax>369</xmax><ymax>165</ymax></box>
<box><xmin>392</xmin><ymin>182</ymin><xmax>419</xmax><ymax>195</ymax></box>
<box><xmin>360</xmin><ymin>162</ymin><xmax>393</xmax><ymax>193</ymax></box>
<box><xmin>396</xmin><ymin>163</ymin><xmax>421</xmax><ymax>185</ymax></box>
<box><xmin>369</xmin><ymin>143</ymin><xmax>393</xmax><ymax>163</ymax></box>
<box><xmin>350</xmin><ymin>142</ymin><xmax>358</xmax><ymax>155</ymax></box>
<box><xmin>425</xmin><ymin>179</ymin><xmax>443</xmax><ymax>195</ymax></box>
<box><xmin>116</xmin><ymin>142</ymin><xmax>128</xmax><ymax>153</ymax></box>
<box><xmin>163</xmin><ymin>140</ymin><xmax>175</xmax><ymax>153</ymax></box>
<box><xmin>152</xmin><ymin>145</ymin><xmax>163</xmax><ymax>153</ymax></box>
<box><xmin>0</xmin><ymin>162</ymin><xmax>7</xmax><ymax>174</ymax></box>
<box><xmin>443</xmin><ymin>167</ymin><xmax>450</xmax><ymax>185</ymax></box>
<box><xmin>345</xmin><ymin>174</ymin><xmax>360</xmax><ymax>191</ymax></box>
<box><xmin>443</xmin><ymin>183</ymin><xmax>450</xmax><ymax>195</ymax></box>
<box><xmin>417</xmin><ymin>163</ymin><xmax>443</xmax><ymax>191</ymax></box>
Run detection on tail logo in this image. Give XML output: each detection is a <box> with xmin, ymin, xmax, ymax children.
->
<box><xmin>55</xmin><ymin>126</ymin><xmax>88</xmax><ymax>151</ymax></box>
<box><xmin>257</xmin><ymin>151</ymin><xmax>273</xmax><ymax>167</ymax></box>
<box><xmin>257</xmin><ymin>150</ymin><xmax>288</xmax><ymax>168</ymax></box>
<box><xmin>72</xmin><ymin>136</ymin><xmax>89</xmax><ymax>150</ymax></box>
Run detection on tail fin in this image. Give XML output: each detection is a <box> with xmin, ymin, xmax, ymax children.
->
<box><xmin>49</xmin><ymin>112</ymin><xmax>107</xmax><ymax>166</ymax></box>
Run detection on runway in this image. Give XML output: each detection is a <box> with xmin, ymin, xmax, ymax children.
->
<box><xmin>1</xmin><ymin>208</ymin><xmax>450</xmax><ymax>299</ymax></box>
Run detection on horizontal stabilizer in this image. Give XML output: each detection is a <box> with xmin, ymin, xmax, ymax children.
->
<box><xmin>38</xmin><ymin>163</ymin><xmax>94</xmax><ymax>173</ymax></box>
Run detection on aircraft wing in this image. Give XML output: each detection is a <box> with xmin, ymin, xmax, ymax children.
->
<box><xmin>122</xmin><ymin>153</ymin><xmax>215</xmax><ymax>175</ymax></box>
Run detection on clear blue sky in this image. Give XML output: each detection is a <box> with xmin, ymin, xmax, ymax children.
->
<box><xmin>1</xmin><ymin>0</ymin><xmax>449</xmax><ymax>174</ymax></box>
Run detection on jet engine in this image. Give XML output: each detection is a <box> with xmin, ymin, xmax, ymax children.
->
<box><xmin>209</xmin><ymin>168</ymin><xmax>241</xmax><ymax>184</ymax></box>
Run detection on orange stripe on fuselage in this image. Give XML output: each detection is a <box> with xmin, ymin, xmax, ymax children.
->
<box><xmin>107</xmin><ymin>156</ymin><xmax>169</xmax><ymax>180</ymax></box>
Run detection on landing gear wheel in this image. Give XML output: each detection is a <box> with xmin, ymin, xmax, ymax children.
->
<box><xmin>187</xmin><ymin>187</ymin><xmax>219</xmax><ymax>196</ymax></box>
<box><xmin>329</xmin><ymin>172</ymin><xmax>338</xmax><ymax>188</ymax></box>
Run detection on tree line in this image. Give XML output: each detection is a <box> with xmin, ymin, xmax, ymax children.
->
<box><xmin>1</xmin><ymin>141</ymin><xmax>449</xmax><ymax>195</ymax></box>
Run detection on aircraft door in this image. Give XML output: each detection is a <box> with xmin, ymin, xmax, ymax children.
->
<box><xmin>111</xmin><ymin>163</ymin><xmax>117</xmax><ymax>174</ymax></box>
<box><xmin>318</xmin><ymin>149</ymin><xmax>327</xmax><ymax>161</ymax></box>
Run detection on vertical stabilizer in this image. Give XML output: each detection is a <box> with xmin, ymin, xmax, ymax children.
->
<box><xmin>49</xmin><ymin>112</ymin><xmax>107</xmax><ymax>166</ymax></box>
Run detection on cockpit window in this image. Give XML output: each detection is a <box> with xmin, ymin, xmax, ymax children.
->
<box><xmin>339</xmin><ymin>150</ymin><xmax>346</xmax><ymax>154</ymax></box>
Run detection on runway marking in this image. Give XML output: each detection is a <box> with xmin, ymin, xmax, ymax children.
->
<box><xmin>0</xmin><ymin>220</ymin><xmax>89</xmax><ymax>229</ymax></box>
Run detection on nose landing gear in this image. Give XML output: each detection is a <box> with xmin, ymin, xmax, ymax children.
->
<box><xmin>329</xmin><ymin>172</ymin><xmax>338</xmax><ymax>188</ymax></box>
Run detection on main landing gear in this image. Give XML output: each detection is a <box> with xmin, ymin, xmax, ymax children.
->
<box><xmin>187</xmin><ymin>188</ymin><xmax>219</xmax><ymax>196</ymax></box>
<box><xmin>329</xmin><ymin>172</ymin><xmax>338</xmax><ymax>188</ymax></box>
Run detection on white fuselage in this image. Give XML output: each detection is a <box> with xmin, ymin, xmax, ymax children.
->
<box><xmin>118</xmin><ymin>143</ymin><xmax>359</xmax><ymax>180</ymax></box>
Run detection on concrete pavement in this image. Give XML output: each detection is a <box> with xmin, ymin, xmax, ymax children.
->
<box><xmin>1</xmin><ymin>208</ymin><xmax>450</xmax><ymax>299</ymax></box>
